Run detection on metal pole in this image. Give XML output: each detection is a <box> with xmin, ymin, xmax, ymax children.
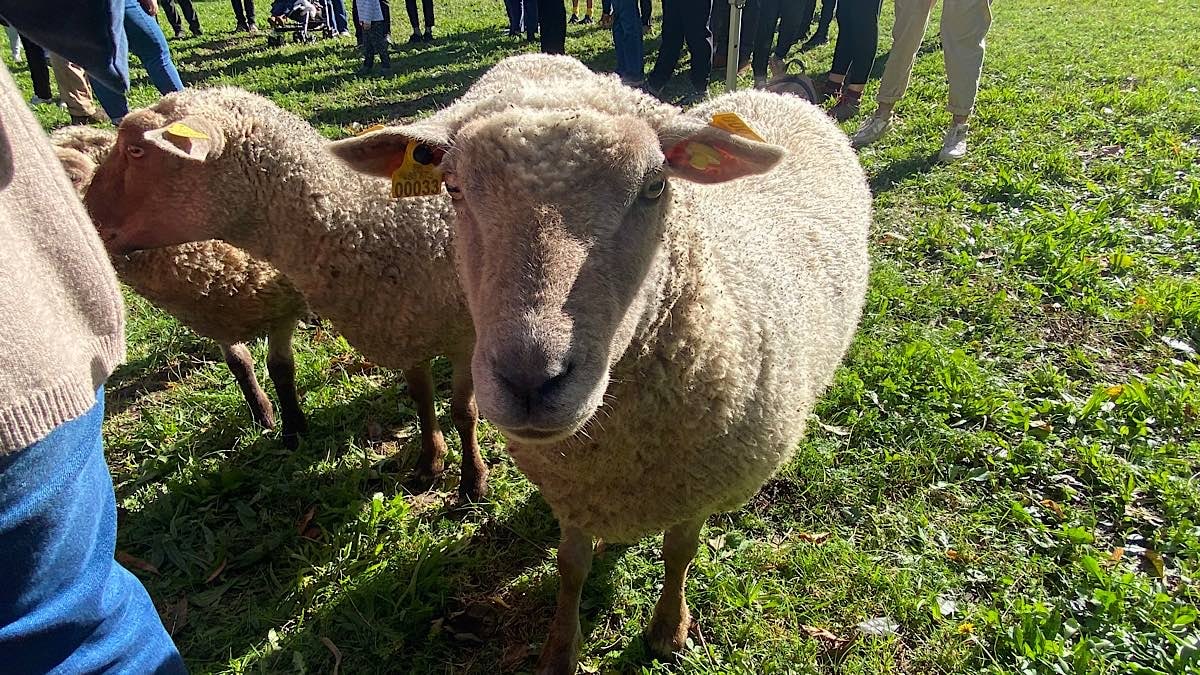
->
<box><xmin>725</xmin><ymin>0</ymin><xmax>746</xmax><ymax>91</ymax></box>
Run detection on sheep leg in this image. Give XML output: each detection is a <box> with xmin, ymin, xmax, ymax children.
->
<box><xmin>221</xmin><ymin>342</ymin><xmax>276</xmax><ymax>431</ymax></box>
<box><xmin>646</xmin><ymin>517</ymin><xmax>704</xmax><ymax>658</ymax></box>
<box><xmin>535</xmin><ymin>525</ymin><xmax>593</xmax><ymax>675</ymax></box>
<box><xmin>403</xmin><ymin>362</ymin><xmax>447</xmax><ymax>485</ymax></box>
<box><xmin>266</xmin><ymin>323</ymin><xmax>306</xmax><ymax>450</ymax></box>
<box><xmin>450</xmin><ymin>355</ymin><xmax>488</xmax><ymax>502</ymax></box>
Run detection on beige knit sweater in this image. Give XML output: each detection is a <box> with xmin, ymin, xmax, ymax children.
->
<box><xmin>0</xmin><ymin>64</ymin><xmax>125</xmax><ymax>453</ymax></box>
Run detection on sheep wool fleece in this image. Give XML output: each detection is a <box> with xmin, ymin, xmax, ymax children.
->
<box><xmin>0</xmin><ymin>64</ymin><xmax>124</xmax><ymax>454</ymax></box>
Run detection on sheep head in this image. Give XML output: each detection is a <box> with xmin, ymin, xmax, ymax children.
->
<box><xmin>332</xmin><ymin>93</ymin><xmax>785</xmax><ymax>445</ymax></box>
<box><xmin>85</xmin><ymin>106</ymin><xmax>227</xmax><ymax>256</ymax></box>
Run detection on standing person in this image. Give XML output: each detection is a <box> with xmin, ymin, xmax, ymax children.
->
<box><xmin>231</xmin><ymin>0</ymin><xmax>258</xmax><ymax>31</ymax></box>
<box><xmin>823</xmin><ymin>0</ymin><xmax>882</xmax><ymax>121</ymax></box>
<box><xmin>353</xmin><ymin>0</ymin><xmax>390</xmax><ymax>43</ymax></box>
<box><xmin>160</xmin><ymin>0</ymin><xmax>202</xmax><ymax>38</ymax></box>
<box><xmin>50</xmin><ymin>54</ymin><xmax>107</xmax><ymax>124</ymax></box>
<box><xmin>851</xmin><ymin>0</ymin><xmax>991</xmax><ymax>162</ymax></box>
<box><xmin>0</xmin><ymin>0</ymin><xmax>187</xmax><ymax>670</ymax></box>
<box><xmin>647</xmin><ymin>0</ymin><xmax>713</xmax><ymax>103</ymax></box>
<box><xmin>799</xmin><ymin>0</ymin><xmax>835</xmax><ymax>49</ymax></box>
<box><xmin>537</xmin><ymin>0</ymin><xmax>566</xmax><ymax>53</ymax></box>
<box><xmin>505</xmin><ymin>0</ymin><xmax>523</xmax><ymax>35</ymax></box>
<box><xmin>610</xmin><ymin>0</ymin><xmax>642</xmax><ymax>83</ymax></box>
<box><xmin>404</xmin><ymin>0</ymin><xmax>433</xmax><ymax>42</ymax></box>
<box><xmin>752</xmin><ymin>0</ymin><xmax>805</xmax><ymax>85</ymax></box>
<box><xmin>569</xmin><ymin>0</ymin><xmax>593</xmax><ymax>24</ymax></box>
<box><xmin>357</xmin><ymin>0</ymin><xmax>390</xmax><ymax>72</ymax></box>
<box><xmin>89</xmin><ymin>0</ymin><xmax>185</xmax><ymax>125</ymax></box>
<box><xmin>522</xmin><ymin>0</ymin><xmax>539</xmax><ymax>41</ymax></box>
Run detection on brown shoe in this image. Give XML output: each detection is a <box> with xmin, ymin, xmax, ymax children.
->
<box><xmin>819</xmin><ymin>77</ymin><xmax>842</xmax><ymax>104</ymax></box>
<box><xmin>829</xmin><ymin>88</ymin><xmax>863</xmax><ymax>122</ymax></box>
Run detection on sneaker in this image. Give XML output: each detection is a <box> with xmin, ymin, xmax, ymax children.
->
<box><xmin>938</xmin><ymin>122</ymin><xmax>969</xmax><ymax>162</ymax></box>
<box><xmin>569</xmin><ymin>14</ymin><xmax>579</xmax><ymax>24</ymax></box>
<box><xmin>173</xmin><ymin>29</ymin><xmax>184</xmax><ymax>39</ymax></box>
<box><xmin>408</xmin><ymin>32</ymin><xmax>422</xmax><ymax>43</ymax></box>
<box><xmin>234</xmin><ymin>22</ymin><xmax>249</xmax><ymax>32</ymax></box>
<box><xmin>422</xmin><ymin>28</ymin><xmax>433</xmax><ymax>41</ymax></box>
<box><xmin>829</xmin><ymin>89</ymin><xmax>862</xmax><ymax>122</ymax></box>
<box><xmin>819</xmin><ymin>78</ymin><xmax>841</xmax><ymax>104</ymax></box>
<box><xmin>850</xmin><ymin>113</ymin><xmax>892</xmax><ymax>149</ymax></box>
<box><xmin>191</xmin><ymin>25</ymin><xmax>203</xmax><ymax>36</ymax></box>
<box><xmin>29</xmin><ymin>95</ymin><xmax>55</xmax><ymax>105</ymax></box>
<box><xmin>581</xmin><ymin>15</ymin><xmax>593</xmax><ymax>25</ymax></box>
<box><xmin>768</xmin><ymin>54</ymin><xmax>787</xmax><ymax>79</ymax></box>
<box><xmin>753</xmin><ymin>75</ymin><xmax>767</xmax><ymax>89</ymax></box>
<box><xmin>248</xmin><ymin>24</ymin><xmax>260</xmax><ymax>33</ymax></box>
<box><xmin>599</xmin><ymin>13</ymin><xmax>612</xmax><ymax>28</ymax></box>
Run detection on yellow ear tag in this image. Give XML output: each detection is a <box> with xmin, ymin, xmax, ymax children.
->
<box><xmin>164</xmin><ymin>122</ymin><xmax>209</xmax><ymax>140</ymax></box>
<box><xmin>357</xmin><ymin>123</ymin><xmax>386</xmax><ymax>136</ymax></box>
<box><xmin>709</xmin><ymin>112</ymin><xmax>764</xmax><ymax>142</ymax></box>
<box><xmin>686</xmin><ymin>142</ymin><xmax>722</xmax><ymax>171</ymax></box>
<box><xmin>390</xmin><ymin>140</ymin><xmax>444</xmax><ymax>198</ymax></box>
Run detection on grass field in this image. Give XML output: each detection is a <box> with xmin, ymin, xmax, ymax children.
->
<box><xmin>12</xmin><ymin>0</ymin><xmax>1200</xmax><ymax>672</ymax></box>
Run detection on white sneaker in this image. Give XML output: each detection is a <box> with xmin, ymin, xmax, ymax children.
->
<box><xmin>850</xmin><ymin>113</ymin><xmax>892</xmax><ymax>149</ymax></box>
<box><xmin>938</xmin><ymin>122</ymin><xmax>969</xmax><ymax>162</ymax></box>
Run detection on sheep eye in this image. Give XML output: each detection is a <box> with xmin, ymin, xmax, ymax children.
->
<box><xmin>641</xmin><ymin>177</ymin><xmax>666</xmax><ymax>201</ymax></box>
<box><xmin>127</xmin><ymin>145</ymin><xmax>145</xmax><ymax>158</ymax></box>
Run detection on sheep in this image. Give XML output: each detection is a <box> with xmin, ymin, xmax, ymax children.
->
<box><xmin>330</xmin><ymin>54</ymin><xmax>871</xmax><ymax>672</ymax></box>
<box><xmin>50</xmin><ymin>127</ymin><xmax>310</xmax><ymax>448</ymax></box>
<box><xmin>83</xmin><ymin>88</ymin><xmax>490</xmax><ymax>502</ymax></box>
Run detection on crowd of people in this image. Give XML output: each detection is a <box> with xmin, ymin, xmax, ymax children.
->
<box><xmin>5</xmin><ymin>0</ymin><xmax>992</xmax><ymax>159</ymax></box>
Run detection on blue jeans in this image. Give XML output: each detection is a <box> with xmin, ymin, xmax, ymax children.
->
<box><xmin>91</xmin><ymin>0</ymin><xmax>185</xmax><ymax>120</ymax></box>
<box><xmin>330</xmin><ymin>0</ymin><xmax>349</xmax><ymax>32</ymax></box>
<box><xmin>612</xmin><ymin>0</ymin><xmax>643</xmax><ymax>81</ymax></box>
<box><xmin>522</xmin><ymin>0</ymin><xmax>538</xmax><ymax>36</ymax></box>
<box><xmin>0</xmin><ymin>388</ymin><xmax>186</xmax><ymax>674</ymax></box>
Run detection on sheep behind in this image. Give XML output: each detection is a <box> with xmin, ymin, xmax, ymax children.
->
<box><xmin>51</xmin><ymin>127</ymin><xmax>310</xmax><ymax>447</ymax></box>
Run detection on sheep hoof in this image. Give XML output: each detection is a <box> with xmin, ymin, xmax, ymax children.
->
<box><xmin>410</xmin><ymin>466</ymin><xmax>444</xmax><ymax>490</ymax></box>
<box><xmin>645</xmin><ymin>612</ymin><xmax>691</xmax><ymax>660</ymax></box>
<box><xmin>457</xmin><ymin>470</ymin><xmax>490</xmax><ymax>504</ymax></box>
<box><xmin>533</xmin><ymin>627</ymin><xmax>581</xmax><ymax>675</ymax></box>
<box><xmin>281</xmin><ymin>432</ymin><xmax>301</xmax><ymax>451</ymax></box>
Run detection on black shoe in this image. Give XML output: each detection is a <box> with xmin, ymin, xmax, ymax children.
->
<box><xmin>802</xmin><ymin>33</ymin><xmax>828</xmax><ymax>50</ymax></box>
<box><xmin>581</xmin><ymin>15</ymin><xmax>593</xmax><ymax>24</ymax></box>
<box><xmin>407</xmin><ymin>32</ymin><xmax>422</xmax><ymax>43</ymax></box>
<box><xmin>173</xmin><ymin>29</ymin><xmax>184</xmax><ymax>39</ymax></box>
<box><xmin>568</xmin><ymin>14</ymin><xmax>579</xmax><ymax>23</ymax></box>
<box><xmin>190</xmin><ymin>24</ymin><xmax>203</xmax><ymax>36</ymax></box>
<box><xmin>422</xmin><ymin>28</ymin><xmax>433</xmax><ymax>41</ymax></box>
<box><xmin>234</xmin><ymin>22</ymin><xmax>249</xmax><ymax>32</ymax></box>
<box><xmin>525</xmin><ymin>32</ymin><xmax>537</xmax><ymax>42</ymax></box>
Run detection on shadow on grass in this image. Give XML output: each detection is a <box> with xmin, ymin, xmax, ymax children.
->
<box><xmin>869</xmin><ymin>153</ymin><xmax>938</xmax><ymax>194</ymax></box>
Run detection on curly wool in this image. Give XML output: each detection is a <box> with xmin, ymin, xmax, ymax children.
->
<box><xmin>50</xmin><ymin>127</ymin><xmax>307</xmax><ymax>347</ymax></box>
<box><xmin>447</xmin><ymin>59</ymin><xmax>871</xmax><ymax>541</ymax></box>
<box><xmin>117</xmin><ymin>87</ymin><xmax>472</xmax><ymax>367</ymax></box>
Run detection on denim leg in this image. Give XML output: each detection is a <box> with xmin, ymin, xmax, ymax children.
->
<box><xmin>124</xmin><ymin>0</ymin><xmax>185</xmax><ymax>93</ymax></box>
<box><xmin>612</xmin><ymin>0</ymin><xmax>643</xmax><ymax>80</ymax></box>
<box><xmin>522</xmin><ymin>0</ymin><xmax>539</xmax><ymax>37</ymax></box>
<box><xmin>329</xmin><ymin>0</ymin><xmax>350</xmax><ymax>31</ymax></box>
<box><xmin>0</xmin><ymin>388</ymin><xmax>186</xmax><ymax>675</ymax></box>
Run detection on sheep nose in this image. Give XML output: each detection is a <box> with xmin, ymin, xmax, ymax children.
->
<box><xmin>490</xmin><ymin>347</ymin><xmax>575</xmax><ymax>413</ymax></box>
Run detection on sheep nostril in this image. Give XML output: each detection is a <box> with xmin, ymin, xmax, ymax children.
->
<box><xmin>538</xmin><ymin>360</ymin><xmax>574</xmax><ymax>399</ymax></box>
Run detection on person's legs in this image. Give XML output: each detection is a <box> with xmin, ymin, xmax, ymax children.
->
<box><xmin>506</xmin><ymin>0</ymin><xmax>524</xmax><ymax>33</ymax></box>
<box><xmin>612</xmin><ymin>0</ymin><xmax>643</xmax><ymax>81</ymax></box>
<box><xmin>329</xmin><ymin>0</ymin><xmax>349</xmax><ymax>32</ymax></box>
<box><xmin>523</xmin><ymin>0</ymin><xmax>539</xmax><ymax>39</ymax></box>
<box><xmin>752</xmin><ymin>0</ymin><xmax>781</xmax><ymax>79</ymax></box>
<box><xmin>941</xmin><ymin>0</ymin><xmax>991</xmax><ymax>119</ymax></box>
<box><xmin>231</xmin><ymin>0</ymin><xmax>249</xmax><ymax>27</ymax></box>
<box><xmin>406</xmin><ymin>0</ymin><xmax>420</xmax><ymax>35</ymax></box>
<box><xmin>49</xmin><ymin>55</ymin><xmax>100</xmax><ymax>120</ymax></box>
<box><xmin>19</xmin><ymin>36</ymin><xmax>53</xmax><ymax>101</ymax></box>
<box><xmin>830</xmin><ymin>0</ymin><xmax>882</xmax><ymax>120</ymax></box>
<box><xmin>0</xmin><ymin>390</ymin><xmax>186</xmax><ymax>674</ymax></box>
<box><xmin>774</xmin><ymin>0</ymin><xmax>805</xmax><ymax>59</ymax></box>
<box><xmin>639</xmin><ymin>0</ymin><xmax>650</xmax><ymax>24</ymax></box>
<box><xmin>737</xmin><ymin>0</ymin><xmax>759</xmax><ymax>66</ymax></box>
<box><xmin>816</xmin><ymin>0</ymin><xmax>836</xmax><ymax>35</ymax></box>
<box><xmin>421</xmin><ymin>0</ymin><xmax>434</xmax><ymax>32</ymax></box>
<box><xmin>538</xmin><ymin>0</ymin><xmax>567</xmax><ymax>53</ymax></box>
<box><xmin>245</xmin><ymin>0</ymin><xmax>258</xmax><ymax>26</ymax></box>
<box><xmin>123</xmin><ymin>0</ymin><xmax>185</xmax><ymax>94</ymax></box>
<box><xmin>874</xmin><ymin>0</ymin><xmax>936</xmax><ymax>113</ymax></box>
<box><xmin>648</xmin><ymin>0</ymin><xmax>686</xmax><ymax>87</ymax></box>
<box><xmin>683</xmin><ymin>0</ymin><xmax>714</xmax><ymax>91</ymax></box>
<box><xmin>160</xmin><ymin>0</ymin><xmax>185</xmax><ymax>36</ymax></box>
<box><xmin>178</xmin><ymin>0</ymin><xmax>202</xmax><ymax>32</ymax></box>
<box><xmin>375</xmin><ymin>22</ymin><xmax>392</xmax><ymax>66</ymax></box>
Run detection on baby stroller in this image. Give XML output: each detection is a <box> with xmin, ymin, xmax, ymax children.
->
<box><xmin>267</xmin><ymin>0</ymin><xmax>336</xmax><ymax>45</ymax></box>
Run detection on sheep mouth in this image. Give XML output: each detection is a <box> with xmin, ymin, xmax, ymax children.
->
<box><xmin>500</xmin><ymin>418</ymin><xmax>590</xmax><ymax>446</ymax></box>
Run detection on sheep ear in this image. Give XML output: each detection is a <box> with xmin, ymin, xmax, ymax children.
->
<box><xmin>143</xmin><ymin>117</ymin><xmax>222</xmax><ymax>162</ymax></box>
<box><xmin>329</xmin><ymin>123</ymin><xmax>451</xmax><ymax>178</ymax></box>
<box><xmin>657</xmin><ymin>117</ymin><xmax>785</xmax><ymax>184</ymax></box>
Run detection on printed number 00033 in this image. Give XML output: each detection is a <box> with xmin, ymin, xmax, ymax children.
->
<box><xmin>396</xmin><ymin>178</ymin><xmax>441</xmax><ymax>198</ymax></box>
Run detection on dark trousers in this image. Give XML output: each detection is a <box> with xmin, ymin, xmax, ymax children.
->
<box><xmin>231</xmin><ymin>0</ymin><xmax>256</xmax><ymax>26</ymax></box>
<box><xmin>362</xmin><ymin>20</ymin><xmax>391</xmax><ymax>68</ymax></box>
<box><xmin>19</xmin><ymin>35</ymin><xmax>52</xmax><ymax>101</ymax></box>
<box><xmin>161</xmin><ymin>0</ymin><xmax>201</xmax><ymax>33</ymax></box>
<box><xmin>710</xmin><ymin>0</ymin><xmax>757</xmax><ymax>64</ymax></box>
<box><xmin>352</xmin><ymin>0</ymin><xmax>391</xmax><ymax>42</ymax></box>
<box><xmin>830</xmin><ymin>0</ymin><xmax>882</xmax><ymax>85</ymax></box>
<box><xmin>752</xmin><ymin>0</ymin><xmax>804</xmax><ymax>75</ymax></box>
<box><xmin>405</xmin><ymin>0</ymin><xmax>433</xmax><ymax>32</ymax></box>
<box><xmin>538</xmin><ymin>0</ymin><xmax>566</xmax><ymax>53</ymax></box>
<box><xmin>640</xmin><ymin>0</ymin><xmax>650</xmax><ymax>24</ymax></box>
<box><xmin>504</xmin><ymin>0</ymin><xmax>522</xmax><ymax>33</ymax></box>
<box><xmin>650</xmin><ymin>0</ymin><xmax>713</xmax><ymax>89</ymax></box>
<box><xmin>800</xmin><ymin>0</ymin><xmax>836</xmax><ymax>39</ymax></box>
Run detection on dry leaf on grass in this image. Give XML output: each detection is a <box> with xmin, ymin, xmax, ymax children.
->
<box><xmin>205</xmin><ymin>558</ymin><xmax>227</xmax><ymax>584</ymax></box>
<box><xmin>1106</xmin><ymin>547</ymin><xmax>1125</xmax><ymax>566</ymax></box>
<box><xmin>817</xmin><ymin>421</ymin><xmax>851</xmax><ymax>437</ymax></box>
<box><xmin>159</xmin><ymin>596</ymin><xmax>188</xmax><ymax>637</ymax></box>
<box><xmin>296</xmin><ymin>505</ymin><xmax>316</xmax><ymax>535</ymax></box>
<box><xmin>116</xmin><ymin>551</ymin><xmax>159</xmax><ymax>575</ymax></box>
<box><xmin>1040</xmin><ymin>498</ymin><xmax>1066</xmax><ymax>519</ymax></box>
<box><xmin>801</xmin><ymin>624</ymin><xmax>852</xmax><ymax>649</ymax></box>
<box><xmin>797</xmin><ymin>532</ymin><xmax>831</xmax><ymax>545</ymax></box>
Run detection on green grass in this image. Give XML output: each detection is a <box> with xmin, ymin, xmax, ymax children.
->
<box><xmin>14</xmin><ymin>0</ymin><xmax>1200</xmax><ymax>672</ymax></box>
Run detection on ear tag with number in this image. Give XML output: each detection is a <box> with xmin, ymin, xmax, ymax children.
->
<box><xmin>164</xmin><ymin>122</ymin><xmax>209</xmax><ymax>140</ymax></box>
<box><xmin>709</xmin><ymin>112</ymin><xmax>764</xmax><ymax>142</ymax></box>
<box><xmin>390</xmin><ymin>141</ymin><xmax>444</xmax><ymax>199</ymax></box>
